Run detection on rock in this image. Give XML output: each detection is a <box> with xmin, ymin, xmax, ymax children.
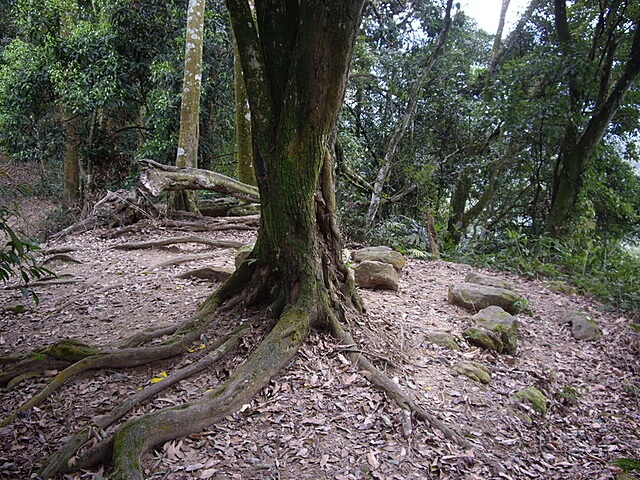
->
<box><xmin>454</xmin><ymin>361</ymin><xmax>491</xmax><ymax>384</ymax></box>
<box><xmin>472</xmin><ymin>306</ymin><xmax>519</xmax><ymax>354</ymax></box>
<box><xmin>465</xmin><ymin>272</ymin><xmax>515</xmax><ymax>290</ymax></box>
<box><xmin>463</xmin><ymin>326</ymin><xmax>504</xmax><ymax>353</ymax></box>
<box><xmin>353</xmin><ymin>260</ymin><xmax>399</xmax><ymax>291</ymax></box>
<box><xmin>544</xmin><ymin>280</ymin><xmax>577</xmax><ymax>295</ymax></box>
<box><xmin>428</xmin><ymin>332</ymin><xmax>460</xmax><ymax>350</ymax></box>
<box><xmin>513</xmin><ymin>387</ymin><xmax>547</xmax><ymax>416</ymax></box>
<box><xmin>234</xmin><ymin>244</ymin><xmax>254</xmax><ymax>268</ymax></box>
<box><xmin>562</xmin><ymin>311</ymin><xmax>602</xmax><ymax>341</ymax></box>
<box><xmin>352</xmin><ymin>246</ymin><xmax>406</xmax><ymax>272</ymax></box>
<box><xmin>448</xmin><ymin>282</ymin><xmax>528</xmax><ymax>314</ymax></box>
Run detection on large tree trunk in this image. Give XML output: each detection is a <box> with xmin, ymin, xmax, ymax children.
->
<box><xmin>109</xmin><ymin>1</ymin><xmax>368</xmax><ymax>477</ymax></box>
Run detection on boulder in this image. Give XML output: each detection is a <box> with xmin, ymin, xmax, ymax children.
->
<box><xmin>352</xmin><ymin>246</ymin><xmax>406</xmax><ymax>272</ymax></box>
<box><xmin>513</xmin><ymin>387</ymin><xmax>547</xmax><ymax>416</ymax></box>
<box><xmin>454</xmin><ymin>361</ymin><xmax>491</xmax><ymax>384</ymax></box>
<box><xmin>448</xmin><ymin>282</ymin><xmax>527</xmax><ymax>314</ymax></box>
<box><xmin>472</xmin><ymin>306</ymin><xmax>519</xmax><ymax>354</ymax></box>
<box><xmin>353</xmin><ymin>260</ymin><xmax>399</xmax><ymax>291</ymax></box>
<box><xmin>463</xmin><ymin>326</ymin><xmax>504</xmax><ymax>353</ymax></box>
<box><xmin>562</xmin><ymin>311</ymin><xmax>602</xmax><ymax>341</ymax></box>
<box><xmin>465</xmin><ymin>272</ymin><xmax>515</xmax><ymax>290</ymax></box>
<box><xmin>428</xmin><ymin>331</ymin><xmax>460</xmax><ymax>350</ymax></box>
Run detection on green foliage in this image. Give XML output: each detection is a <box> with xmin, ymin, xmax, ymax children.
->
<box><xmin>0</xmin><ymin>0</ymin><xmax>235</xmax><ymax>203</ymax></box>
<box><xmin>611</xmin><ymin>458</ymin><xmax>640</xmax><ymax>473</ymax></box>
<box><xmin>448</xmin><ymin>230</ymin><xmax>640</xmax><ymax>318</ymax></box>
<box><xmin>0</xmin><ymin>184</ymin><xmax>51</xmax><ymax>303</ymax></box>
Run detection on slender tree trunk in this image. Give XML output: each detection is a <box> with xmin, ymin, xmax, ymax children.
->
<box><xmin>62</xmin><ymin>112</ymin><xmax>81</xmax><ymax>206</ymax></box>
<box><xmin>233</xmin><ymin>32</ymin><xmax>255</xmax><ymax>186</ymax></box>
<box><xmin>365</xmin><ymin>0</ymin><xmax>454</xmax><ymax>228</ymax></box>
<box><xmin>170</xmin><ymin>0</ymin><xmax>205</xmax><ymax>213</ymax></box>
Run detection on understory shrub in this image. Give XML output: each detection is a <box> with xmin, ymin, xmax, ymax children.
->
<box><xmin>448</xmin><ymin>230</ymin><xmax>640</xmax><ymax>319</ymax></box>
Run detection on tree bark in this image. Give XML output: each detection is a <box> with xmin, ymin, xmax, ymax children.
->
<box><xmin>138</xmin><ymin>158</ymin><xmax>260</xmax><ymax>203</ymax></box>
<box><xmin>170</xmin><ymin>0</ymin><xmax>206</xmax><ymax>213</ymax></box>
<box><xmin>233</xmin><ymin>32</ymin><xmax>256</xmax><ymax>186</ymax></box>
<box><xmin>62</xmin><ymin>112</ymin><xmax>82</xmax><ymax>206</ymax></box>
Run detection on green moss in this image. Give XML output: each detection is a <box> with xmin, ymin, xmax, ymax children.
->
<box><xmin>463</xmin><ymin>326</ymin><xmax>504</xmax><ymax>353</ymax></box>
<box><xmin>454</xmin><ymin>361</ymin><xmax>491</xmax><ymax>384</ymax></box>
<box><xmin>513</xmin><ymin>387</ymin><xmax>547</xmax><ymax>416</ymax></box>
<box><xmin>40</xmin><ymin>339</ymin><xmax>100</xmax><ymax>361</ymax></box>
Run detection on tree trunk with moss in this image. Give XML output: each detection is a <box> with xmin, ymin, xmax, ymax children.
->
<box><xmin>169</xmin><ymin>0</ymin><xmax>206</xmax><ymax>214</ymax></box>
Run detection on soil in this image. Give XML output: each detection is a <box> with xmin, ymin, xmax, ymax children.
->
<box><xmin>1</xmin><ymin>162</ymin><xmax>639</xmax><ymax>480</ymax></box>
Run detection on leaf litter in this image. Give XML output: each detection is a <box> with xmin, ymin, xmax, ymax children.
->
<box><xmin>0</xmin><ymin>222</ymin><xmax>638</xmax><ymax>479</ymax></box>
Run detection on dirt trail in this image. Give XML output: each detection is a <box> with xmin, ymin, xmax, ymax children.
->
<box><xmin>0</xmin><ymin>187</ymin><xmax>638</xmax><ymax>479</ymax></box>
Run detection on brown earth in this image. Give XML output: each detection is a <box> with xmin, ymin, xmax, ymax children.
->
<box><xmin>0</xmin><ymin>162</ymin><xmax>639</xmax><ymax>480</ymax></box>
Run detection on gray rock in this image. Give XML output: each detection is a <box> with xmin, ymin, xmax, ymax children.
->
<box><xmin>448</xmin><ymin>282</ymin><xmax>528</xmax><ymax>314</ymax></box>
<box><xmin>352</xmin><ymin>246</ymin><xmax>406</xmax><ymax>272</ymax></box>
<box><xmin>562</xmin><ymin>311</ymin><xmax>602</xmax><ymax>341</ymax></box>
<box><xmin>454</xmin><ymin>361</ymin><xmax>491</xmax><ymax>384</ymax></box>
<box><xmin>472</xmin><ymin>306</ymin><xmax>519</xmax><ymax>354</ymax></box>
<box><xmin>465</xmin><ymin>272</ymin><xmax>515</xmax><ymax>290</ymax></box>
<box><xmin>428</xmin><ymin>331</ymin><xmax>460</xmax><ymax>350</ymax></box>
<box><xmin>353</xmin><ymin>260</ymin><xmax>399</xmax><ymax>291</ymax></box>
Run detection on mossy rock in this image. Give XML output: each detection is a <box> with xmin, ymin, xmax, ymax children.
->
<box><xmin>454</xmin><ymin>361</ymin><xmax>491</xmax><ymax>384</ymax></box>
<box><xmin>513</xmin><ymin>387</ymin><xmax>547</xmax><ymax>416</ymax></box>
<box><xmin>428</xmin><ymin>332</ymin><xmax>460</xmax><ymax>351</ymax></box>
<box><xmin>544</xmin><ymin>280</ymin><xmax>578</xmax><ymax>295</ymax></box>
<box><xmin>465</xmin><ymin>272</ymin><xmax>515</xmax><ymax>290</ymax></box>
<box><xmin>463</xmin><ymin>326</ymin><xmax>504</xmax><ymax>353</ymax></box>
<box><xmin>353</xmin><ymin>260</ymin><xmax>399</xmax><ymax>291</ymax></box>
<box><xmin>352</xmin><ymin>246</ymin><xmax>406</xmax><ymax>272</ymax></box>
<box><xmin>562</xmin><ymin>311</ymin><xmax>602</xmax><ymax>341</ymax></box>
<box><xmin>472</xmin><ymin>306</ymin><xmax>519</xmax><ymax>355</ymax></box>
<box><xmin>448</xmin><ymin>283</ymin><xmax>528</xmax><ymax>314</ymax></box>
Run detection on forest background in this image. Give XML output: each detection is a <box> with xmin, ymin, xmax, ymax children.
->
<box><xmin>0</xmin><ymin>0</ymin><xmax>639</xmax><ymax>320</ymax></box>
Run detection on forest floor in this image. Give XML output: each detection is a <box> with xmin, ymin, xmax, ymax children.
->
<box><xmin>0</xmin><ymin>163</ymin><xmax>639</xmax><ymax>480</ymax></box>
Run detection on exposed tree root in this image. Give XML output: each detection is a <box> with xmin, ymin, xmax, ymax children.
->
<box><xmin>327</xmin><ymin>313</ymin><xmax>476</xmax><ymax>451</ymax></box>
<box><xmin>112</xmin><ymin>235</ymin><xmax>244</xmax><ymax>251</ymax></box>
<box><xmin>107</xmin><ymin>304</ymin><xmax>309</xmax><ymax>480</ymax></box>
<box><xmin>51</xmin><ymin>189</ymin><xmax>158</xmax><ymax>239</ymax></box>
<box><xmin>177</xmin><ymin>266</ymin><xmax>234</xmax><ymax>282</ymax></box>
<box><xmin>38</xmin><ymin>318</ymin><xmax>254</xmax><ymax>479</ymax></box>
<box><xmin>148</xmin><ymin>252</ymin><xmax>220</xmax><ymax>270</ymax></box>
<box><xmin>42</xmin><ymin>253</ymin><xmax>83</xmax><ymax>265</ymax></box>
<box><xmin>102</xmin><ymin>216</ymin><xmax>259</xmax><ymax>239</ymax></box>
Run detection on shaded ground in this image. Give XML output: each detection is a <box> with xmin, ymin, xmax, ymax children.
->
<box><xmin>0</xmin><ymin>164</ymin><xmax>639</xmax><ymax>479</ymax></box>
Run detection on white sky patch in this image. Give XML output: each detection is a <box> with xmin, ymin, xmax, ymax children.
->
<box><xmin>460</xmin><ymin>0</ymin><xmax>530</xmax><ymax>34</ymax></box>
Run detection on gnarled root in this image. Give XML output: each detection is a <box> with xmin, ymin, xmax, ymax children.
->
<box><xmin>107</xmin><ymin>304</ymin><xmax>309</xmax><ymax>480</ymax></box>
